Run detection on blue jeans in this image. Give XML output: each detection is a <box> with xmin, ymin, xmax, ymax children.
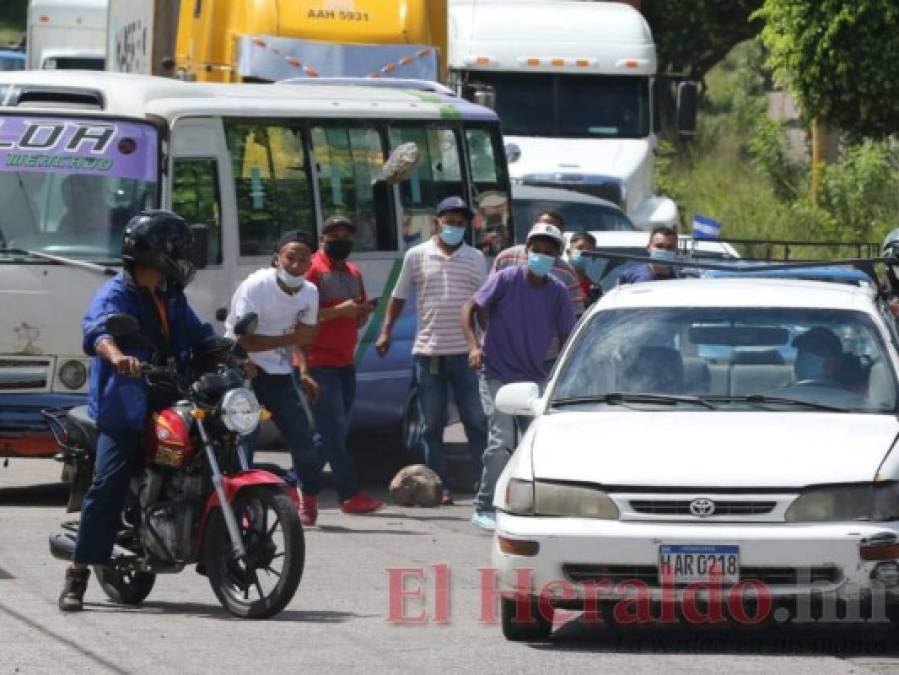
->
<box><xmin>243</xmin><ymin>370</ymin><xmax>324</xmax><ymax>495</ymax></box>
<box><xmin>414</xmin><ymin>354</ymin><xmax>488</xmax><ymax>491</ymax></box>
<box><xmin>74</xmin><ymin>428</ymin><xmax>140</xmax><ymax>564</ymax></box>
<box><xmin>309</xmin><ymin>366</ymin><xmax>359</xmax><ymax>502</ymax></box>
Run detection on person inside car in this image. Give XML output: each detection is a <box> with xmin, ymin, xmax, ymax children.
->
<box><xmin>59</xmin><ymin>210</ymin><xmax>214</xmax><ymax>612</ymax></box>
<box><xmin>792</xmin><ymin>327</ymin><xmax>844</xmax><ymax>384</ymax></box>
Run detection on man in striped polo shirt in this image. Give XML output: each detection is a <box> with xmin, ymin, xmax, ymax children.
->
<box><xmin>376</xmin><ymin>196</ymin><xmax>489</xmax><ymax>505</ymax></box>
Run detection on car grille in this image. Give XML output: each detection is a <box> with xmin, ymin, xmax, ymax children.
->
<box><xmin>629</xmin><ymin>500</ymin><xmax>777</xmax><ymax>516</ymax></box>
<box><xmin>0</xmin><ymin>358</ymin><xmax>51</xmax><ymax>391</ymax></box>
<box><xmin>562</xmin><ymin>564</ymin><xmax>842</xmax><ymax>587</ymax></box>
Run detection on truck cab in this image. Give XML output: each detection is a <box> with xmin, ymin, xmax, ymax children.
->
<box><xmin>27</xmin><ymin>0</ymin><xmax>107</xmax><ymax>71</ymax></box>
<box><xmin>449</xmin><ymin>0</ymin><xmax>687</xmax><ymax>230</ymax></box>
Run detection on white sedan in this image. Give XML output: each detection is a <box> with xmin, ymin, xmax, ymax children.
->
<box><xmin>491</xmin><ymin>276</ymin><xmax>899</xmax><ymax>640</ymax></box>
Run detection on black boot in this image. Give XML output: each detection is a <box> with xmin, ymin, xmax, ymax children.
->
<box><xmin>58</xmin><ymin>567</ymin><xmax>90</xmax><ymax>612</ymax></box>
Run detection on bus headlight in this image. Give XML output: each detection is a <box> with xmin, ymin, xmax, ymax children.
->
<box><xmin>220</xmin><ymin>388</ymin><xmax>261</xmax><ymax>436</ymax></box>
<box><xmin>58</xmin><ymin>360</ymin><xmax>87</xmax><ymax>390</ymax></box>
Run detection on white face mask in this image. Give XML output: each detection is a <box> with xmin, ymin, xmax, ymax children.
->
<box><xmin>277</xmin><ymin>267</ymin><xmax>305</xmax><ymax>290</ymax></box>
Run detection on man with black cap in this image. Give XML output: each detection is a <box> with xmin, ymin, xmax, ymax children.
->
<box><xmin>225</xmin><ymin>229</ymin><xmax>324</xmax><ymax>525</ymax></box>
<box><xmin>300</xmin><ymin>215</ymin><xmax>383</xmax><ymax>515</ymax></box>
<box><xmin>376</xmin><ymin>196</ymin><xmax>489</xmax><ymax>505</ymax></box>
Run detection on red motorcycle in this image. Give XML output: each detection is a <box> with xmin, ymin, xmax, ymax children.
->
<box><xmin>45</xmin><ymin>312</ymin><xmax>304</xmax><ymax>619</ymax></box>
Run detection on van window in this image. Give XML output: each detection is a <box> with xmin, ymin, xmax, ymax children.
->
<box><xmin>466</xmin><ymin>127</ymin><xmax>510</xmax><ymax>256</ymax></box>
<box><xmin>223</xmin><ymin>120</ymin><xmax>315</xmax><ymax>256</ymax></box>
<box><xmin>389</xmin><ymin>126</ymin><xmax>463</xmax><ymax>250</ymax></box>
<box><xmin>310</xmin><ymin>124</ymin><xmax>395</xmax><ymax>252</ymax></box>
<box><xmin>172</xmin><ymin>158</ymin><xmax>222</xmax><ymax>265</ymax></box>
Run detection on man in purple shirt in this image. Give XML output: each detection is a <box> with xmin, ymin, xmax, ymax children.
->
<box><xmin>462</xmin><ymin>222</ymin><xmax>576</xmax><ymax>530</ymax></box>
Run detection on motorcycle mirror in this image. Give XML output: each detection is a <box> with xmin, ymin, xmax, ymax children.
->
<box><xmin>105</xmin><ymin>313</ymin><xmax>140</xmax><ymax>337</ymax></box>
<box><xmin>233</xmin><ymin>312</ymin><xmax>258</xmax><ymax>337</ymax></box>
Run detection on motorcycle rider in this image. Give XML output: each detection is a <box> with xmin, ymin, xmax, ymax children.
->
<box><xmin>58</xmin><ymin>210</ymin><xmax>214</xmax><ymax>612</ymax></box>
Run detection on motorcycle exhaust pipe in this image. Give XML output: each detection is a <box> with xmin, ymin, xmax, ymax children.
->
<box><xmin>49</xmin><ymin>531</ymin><xmax>77</xmax><ymax>562</ymax></box>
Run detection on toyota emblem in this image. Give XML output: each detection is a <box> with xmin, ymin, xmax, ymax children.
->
<box><xmin>689</xmin><ymin>498</ymin><xmax>716</xmax><ymax>517</ymax></box>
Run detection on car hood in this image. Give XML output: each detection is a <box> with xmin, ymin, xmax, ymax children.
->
<box><xmin>530</xmin><ymin>411</ymin><xmax>899</xmax><ymax>488</ymax></box>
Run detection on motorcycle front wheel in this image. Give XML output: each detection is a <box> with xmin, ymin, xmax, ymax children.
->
<box><xmin>204</xmin><ymin>486</ymin><xmax>305</xmax><ymax>619</ymax></box>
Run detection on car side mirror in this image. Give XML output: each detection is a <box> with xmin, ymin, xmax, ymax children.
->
<box><xmin>474</xmin><ymin>88</ymin><xmax>496</xmax><ymax>110</ymax></box>
<box><xmin>676</xmin><ymin>81</ymin><xmax>698</xmax><ymax>138</ymax></box>
<box><xmin>190</xmin><ymin>223</ymin><xmax>209</xmax><ymax>271</ymax></box>
<box><xmin>233</xmin><ymin>312</ymin><xmax>258</xmax><ymax>337</ymax></box>
<box><xmin>496</xmin><ymin>382</ymin><xmax>541</xmax><ymax>416</ymax></box>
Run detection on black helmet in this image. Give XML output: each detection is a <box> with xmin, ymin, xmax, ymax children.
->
<box><xmin>121</xmin><ymin>210</ymin><xmax>196</xmax><ymax>287</ymax></box>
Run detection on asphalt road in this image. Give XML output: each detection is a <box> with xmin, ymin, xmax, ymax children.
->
<box><xmin>3</xmin><ymin>436</ymin><xmax>899</xmax><ymax>674</ymax></box>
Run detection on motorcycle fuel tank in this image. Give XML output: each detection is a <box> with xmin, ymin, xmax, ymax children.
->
<box><xmin>143</xmin><ymin>407</ymin><xmax>195</xmax><ymax>468</ymax></box>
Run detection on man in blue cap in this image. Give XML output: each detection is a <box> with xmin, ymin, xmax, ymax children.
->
<box><xmin>376</xmin><ymin>196</ymin><xmax>489</xmax><ymax>505</ymax></box>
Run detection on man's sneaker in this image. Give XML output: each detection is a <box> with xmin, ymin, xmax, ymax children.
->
<box><xmin>340</xmin><ymin>493</ymin><xmax>385</xmax><ymax>514</ymax></box>
<box><xmin>441</xmin><ymin>489</ymin><xmax>454</xmax><ymax>506</ymax></box>
<box><xmin>470</xmin><ymin>510</ymin><xmax>496</xmax><ymax>531</ymax></box>
<box><xmin>299</xmin><ymin>491</ymin><xmax>318</xmax><ymax>527</ymax></box>
<box><xmin>58</xmin><ymin>566</ymin><xmax>90</xmax><ymax>612</ymax></box>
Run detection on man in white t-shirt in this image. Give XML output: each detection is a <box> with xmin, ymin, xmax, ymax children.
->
<box><xmin>225</xmin><ymin>230</ymin><xmax>323</xmax><ymax>525</ymax></box>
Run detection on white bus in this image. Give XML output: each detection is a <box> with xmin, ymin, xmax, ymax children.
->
<box><xmin>0</xmin><ymin>71</ymin><xmax>510</xmax><ymax>457</ymax></box>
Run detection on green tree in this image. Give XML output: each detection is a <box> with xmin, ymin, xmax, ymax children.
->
<box><xmin>641</xmin><ymin>0</ymin><xmax>765</xmax><ymax>139</ymax></box>
<box><xmin>757</xmin><ymin>0</ymin><xmax>899</xmax><ymax>139</ymax></box>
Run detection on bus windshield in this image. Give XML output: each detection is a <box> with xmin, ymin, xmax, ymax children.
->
<box><xmin>467</xmin><ymin>72</ymin><xmax>651</xmax><ymax>139</ymax></box>
<box><xmin>0</xmin><ymin>116</ymin><xmax>158</xmax><ymax>261</ymax></box>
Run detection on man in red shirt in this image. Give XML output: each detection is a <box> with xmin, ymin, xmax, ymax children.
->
<box><xmin>302</xmin><ymin>215</ymin><xmax>383</xmax><ymax>515</ymax></box>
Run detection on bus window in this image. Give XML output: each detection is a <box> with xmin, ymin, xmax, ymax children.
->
<box><xmin>172</xmin><ymin>158</ymin><xmax>223</xmax><ymax>265</ymax></box>
<box><xmin>310</xmin><ymin>124</ymin><xmax>395</xmax><ymax>252</ymax></box>
<box><xmin>388</xmin><ymin>126</ymin><xmax>464</xmax><ymax>250</ymax></box>
<box><xmin>466</xmin><ymin>127</ymin><xmax>510</xmax><ymax>256</ymax></box>
<box><xmin>223</xmin><ymin>120</ymin><xmax>314</xmax><ymax>256</ymax></box>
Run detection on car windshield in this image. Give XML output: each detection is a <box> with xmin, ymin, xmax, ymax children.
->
<box><xmin>470</xmin><ymin>72</ymin><xmax>650</xmax><ymax>138</ymax></box>
<box><xmin>0</xmin><ymin>116</ymin><xmax>158</xmax><ymax>261</ymax></box>
<box><xmin>512</xmin><ymin>197</ymin><xmax>635</xmax><ymax>242</ymax></box>
<box><xmin>551</xmin><ymin>307</ymin><xmax>898</xmax><ymax>413</ymax></box>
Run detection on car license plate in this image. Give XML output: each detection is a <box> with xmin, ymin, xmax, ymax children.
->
<box><xmin>658</xmin><ymin>545</ymin><xmax>740</xmax><ymax>584</ymax></box>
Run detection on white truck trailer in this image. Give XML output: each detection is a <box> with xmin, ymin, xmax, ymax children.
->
<box><xmin>449</xmin><ymin>0</ymin><xmax>695</xmax><ymax>230</ymax></box>
<box><xmin>27</xmin><ymin>0</ymin><xmax>107</xmax><ymax>71</ymax></box>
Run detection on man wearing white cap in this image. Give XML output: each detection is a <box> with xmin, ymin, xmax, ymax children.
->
<box><xmin>461</xmin><ymin>222</ymin><xmax>576</xmax><ymax>530</ymax></box>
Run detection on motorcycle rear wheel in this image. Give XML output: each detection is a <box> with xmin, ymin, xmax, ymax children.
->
<box><xmin>204</xmin><ymin>486</ymin><xmax>304</xmax><ymax>619</ymax></box>
<box><xmin>94</xmin><ymin>565</ymin><xmax>156</xmax><ymax>605</ymax></box>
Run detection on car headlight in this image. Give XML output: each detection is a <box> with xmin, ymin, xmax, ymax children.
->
<box><xmin>503</xmin><ymin>478</ymin><xmax>535</xmax><ymax>515</ymax></box>
<box><xmin>220</xmin><ymin>388</ymin><xmax>261</xmax><ymax>436</ymax></box>
<box><xmin>785</xmin><ymin>482</ymin><xmax>899</xmax><ymax>522</ymax></box>
<box><xmin>58</xmin><ymin>360</ymin><xmax>87</xmax><ymax>390</ymax></box>
<box><xmin>534</xmin><ymin>481</ymin><xmax>619</xmax><ymax>519</ymax></box>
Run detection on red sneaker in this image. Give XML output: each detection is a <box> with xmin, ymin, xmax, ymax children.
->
<box><xmin>340</xmin><ymin>492</ymin><xmax>385</xmax><ymax>514</ymax></box>
<box><xmin>299</xmin><ymin>491</ymin><xmax>318</xmax><ymax>527</ymax></box>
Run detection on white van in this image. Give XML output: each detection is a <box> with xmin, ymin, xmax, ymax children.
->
<box><xmin>27</xmin><ymin>0</ymin><xmax>107</xmax><ymax>71</ymax></box>
<box><xmin>0</xmin><ymin>71</ymin><xmax>510</xmax><ymax>457</ymax></box>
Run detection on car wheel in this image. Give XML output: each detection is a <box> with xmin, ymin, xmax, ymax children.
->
<box><xmin>501</xmin><ymin>596</ymin><xmax>553</xmax><ymax>642</ymax></box>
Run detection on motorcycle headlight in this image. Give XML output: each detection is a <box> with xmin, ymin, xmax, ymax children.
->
<box><xmin>534</xmin><ymin>481</ymin><xmax>619</xmax><ymax>519</ymax></box>
<box><xmin>220</xmin><ymin>388</ymin><xmax>261</xmax><ymax>436</ymax></box>
<box><xmin>785</xmin><ymin>483</ymin><xmax>899</xmax><ymax>522</ymax></box>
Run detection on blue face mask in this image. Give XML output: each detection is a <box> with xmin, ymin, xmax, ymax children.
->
<box><xmin>527</xmin><ymin>252</ymin><xmax>555</xmax><ymax>278</ymax></box>
<box><xmin>650</xmin><ymin>248</ymin><xmax>676</xmax><ymax>263</ymax></box>
<box><xmin>795</xmin><ymin>351</ymin><xmax>826</xmax><ymax>380</ymax></box>
<box><xmin>439</xmin><ymin>225</ymin><xmax>466</xmax><ymax>246</ymax></box>
<box><xmin>569</xmin><ymin>250</ymin><xmax>586</xmax><ymax>271</ymax></box>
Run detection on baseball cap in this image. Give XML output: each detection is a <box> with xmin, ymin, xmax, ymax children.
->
<box><xmin>435</xmin><ymin>195</ymin><xmax>475</xmax><ymax>219</ymax></box>
<box><xmin>526</xmin><ymin>222</ymin><xmax>564</xmax><ymax>247</ymax></box>
<box><xmin>322</xmin><ymin>214</ymin><xmax>356</xmax><ymax>234</ymax></box>
<box><xmin>792</xmin><ymin>327</ymin><xmax>842</xmax><ymax>355</ymax></box>
<box><xmin>275</xmin><ymin>229</ymin><xmax>316</xmax><ymax>253</ymax></box>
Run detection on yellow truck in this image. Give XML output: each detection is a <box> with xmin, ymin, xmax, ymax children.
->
<box><xmin>173</xmin><ymin>0</ymin><xmax>447</xmax><ymax>82</ymax></box>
